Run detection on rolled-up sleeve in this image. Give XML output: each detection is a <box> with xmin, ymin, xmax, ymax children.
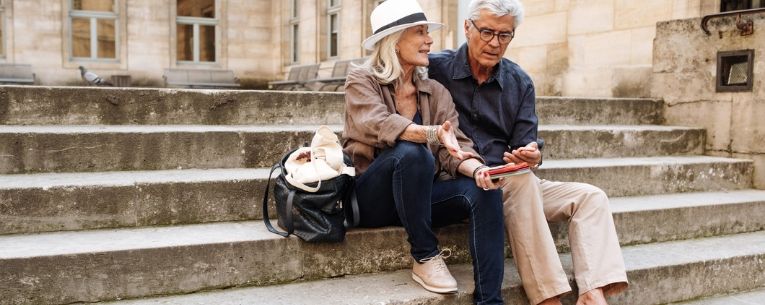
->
<box><xmin>345</xmin><ymin>70</ymin><xmax>412</xmax><ymax>147</ymax></box>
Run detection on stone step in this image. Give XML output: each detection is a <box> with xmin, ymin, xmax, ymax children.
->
<box><xmin>6</xmin><ymin>228</ymin><xmax>765</xmax><ymax>305</ymax></box>
<box><xmin>0</xmin><ymin>86</ymin><xmax>663</xmax><ymax>125</ymax></box>
<box><xmin>0</xmin><ymin>124</ymin><xmax>704</xmax><ymax>174</ymax></box>
<box><xmin>538</xmin><ymin>156</ymin><xmax>752</xmax><ymax>196</ymax></box>
<box><xmin>668</xmin><ymin>287</ymin><xmax>765</xmax><ymax>304</ymax></box>
<box><xmin>0</xmin><ymin>156</ymin><xmax>753</xmax><ymax>235</ymax></box>
<box><xmin>0</xmin><ymin>86</ymin><xmax>345</xmax><ymax>126</ymax></box>
<box><xmin>540</xmin><ymin>125</ymin><xmax>704</xmax><ymax>159</ymax></box>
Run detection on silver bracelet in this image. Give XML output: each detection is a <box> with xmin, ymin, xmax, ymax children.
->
<box><xmin>425</xmin><ymin>126</ymin><xmax>441</xmax><ymax>145</ymax></box>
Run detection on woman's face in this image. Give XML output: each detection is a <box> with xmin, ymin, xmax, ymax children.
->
<box><xmin>396</xmin><ymin>25</ymin><xmax>433</xmax><ymax>68</ymax></box>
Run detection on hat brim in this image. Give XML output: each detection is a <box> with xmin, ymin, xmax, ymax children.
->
<box><xmin>362</xmin><ymin>21</ymin><xmax>443</xmax><ymax>51</ymax></box>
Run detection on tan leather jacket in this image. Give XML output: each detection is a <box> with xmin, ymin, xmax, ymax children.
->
<box><xmin>342</xmin><ymin>68</ymin><xmax>483</xmax><ymax>178</ymax></box>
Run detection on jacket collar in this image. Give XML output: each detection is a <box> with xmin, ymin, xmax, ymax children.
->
<box><xmin>381</xmin><ymin>72</ymin><xmax>433</xmax><ymax>97</ymax></box>
<box><xmin>413</xmin><ymin>73</ymin><xmax>433</xmax><ymax>95</ymax></box>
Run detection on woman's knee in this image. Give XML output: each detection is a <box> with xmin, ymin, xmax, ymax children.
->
<box><xmin>389</xmin><ymin>141</ymin><xmax>435</xmax><ymax>171</ymax></box>
<box><xmin>465</xmin><ymin>185</ymin><xmax>503</xmax><ymax>214</ymax></box>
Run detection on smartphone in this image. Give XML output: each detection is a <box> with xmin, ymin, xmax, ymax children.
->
<box><xmin>486</xmin><ymin>162</ymin><xmax>531</xmax><ymax>180</ymax></box>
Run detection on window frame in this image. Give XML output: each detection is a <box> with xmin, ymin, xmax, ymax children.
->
<box><xmin>0</xmin><ymin>0</ymin><xmax>5</xmax><ymax>60</ymax></box>
<box><xmin>67</xmin><ymin>0</ymin><xmax>120</xmax><ymax>62</ymax></box>
<box><xmin>289</xmin><ymin>0</ymin><xmax>299</xmax><ymax>64</ymax></box>
<box><xmin>171</xmin><ymin>0</ymin><xmax>224</xmax><ymax>67</ymax></box>
<box><xmin>326</xmin><ymin>0</ymin><xmax>341</xmax><ymax>59</ymax></box>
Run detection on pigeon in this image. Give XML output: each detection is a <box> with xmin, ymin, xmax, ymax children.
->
<box><xmin>78</xmin><ymin>66</ymin><xmax>113</xmax><ymax>86</ymax></box>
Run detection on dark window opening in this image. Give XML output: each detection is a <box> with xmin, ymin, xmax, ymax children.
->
<box><xmin>720</xmin><ymin>0</ymin><xmax>765</xmax><ymax>12</ymax></box>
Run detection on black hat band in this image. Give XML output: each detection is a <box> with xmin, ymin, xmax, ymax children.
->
<box><xmin>374</xmin><ymin>12</ymin><xmax>428</xmax><ymax>34</ymax></box>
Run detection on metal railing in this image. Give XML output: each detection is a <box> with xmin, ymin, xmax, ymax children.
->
<box><xmin>701</xmin><ymin>7</ymin><xmax>765</xmax><ymax>36</ymax></box>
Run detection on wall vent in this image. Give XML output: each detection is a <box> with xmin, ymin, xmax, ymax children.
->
<box><xmin>717</xmin><ymin>49</ymin><xmax>754</xmax><ymax>92</ymax></box>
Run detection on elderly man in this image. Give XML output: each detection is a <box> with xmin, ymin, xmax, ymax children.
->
<box><xmin>428</xmin><ymin>1</ymin><xmax>628</xmax><ymax>305</ymax></box>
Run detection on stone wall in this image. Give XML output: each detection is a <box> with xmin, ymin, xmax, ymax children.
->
<box><xmin>508</xmin><ymin>0</ymin><xmax>721</xmax><ymax>97</ymax></box>
<box><xmin>2</xmin><ymin>0</ymin><xmax>280</xmax><ymax>88</ymax></box>
<box><xmin>283</xmin><ymin>0</ymin><xmax>454</xmax><ymax>83</ymax></box>
<box><xmin>652</xmin><ymin>13</ymin><xmax>765</xmax><ymax>188</ymax></box>
<box><xmin>0</xmin><ymin>0</ymin><xmax>740</xmax><ymax>91</ymax></box>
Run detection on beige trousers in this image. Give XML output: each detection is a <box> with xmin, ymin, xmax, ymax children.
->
<box><xmin>500</xmin><ymin>172</ymin><xmax>628</xmax><ymax>305</ymax></box>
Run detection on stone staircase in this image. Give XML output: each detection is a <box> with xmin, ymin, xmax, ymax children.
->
<box><xmin>0</xmin><ymin>86</ymin><xmax>763</xmax><ymax>305</ymax></box>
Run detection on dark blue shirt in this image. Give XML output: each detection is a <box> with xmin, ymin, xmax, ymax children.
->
<box><xmin>428</xmin><ymin>43</ymin><xmax>539</xmax><ymax>166</ymax></box>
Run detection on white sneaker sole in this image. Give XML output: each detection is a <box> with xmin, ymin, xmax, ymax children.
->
<box><xmin>411</xmin><ymin>273</ymin><xmax>458</xmax><ymax>294</ymax></box>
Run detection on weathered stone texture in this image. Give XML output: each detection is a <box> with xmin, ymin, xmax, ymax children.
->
<box><xmin>653</xmin><ymin>14</ymin><xmax>765</xmax><ymax>186</ymax></box>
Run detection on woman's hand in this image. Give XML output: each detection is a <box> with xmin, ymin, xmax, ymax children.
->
<box><xmin>438</xmin><ymin>121</ymin><xmax>474</xmax><ymax>160</ymax></box>
<box><xmin>503</xmin><ymin>142</ymin><xmax>541</xmax><ymax>167</ymax></box>
<box><xmin>473</xmin><ymin>165</ymin><xmax>501</xmax><ymax>190</ymax></box>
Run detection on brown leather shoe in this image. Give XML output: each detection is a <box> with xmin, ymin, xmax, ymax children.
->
<box><xmin>411</xmin><ymin>249</ymin><xmax>458</xmax><ymax>294</ymax></box>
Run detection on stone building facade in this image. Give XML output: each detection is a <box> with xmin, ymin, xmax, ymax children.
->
<box><xmin>0</xmin><ymin>0</ymin><xmax>761</xmax><ymax>93</ymax></box>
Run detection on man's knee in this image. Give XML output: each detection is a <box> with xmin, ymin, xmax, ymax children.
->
<box><xmin>500</xmin><ymin>172</ymin><xmax>541</xmax><ymax>210</ymax></box>
<box><xmin>578</xmin><ymin>184</ymin><xmax>610</xmax><ymax>213</ymax></box>
<box><xmin>500</xmin><ymin>171</ymin><xmax>539</xmax><ymax>193</ymax></box>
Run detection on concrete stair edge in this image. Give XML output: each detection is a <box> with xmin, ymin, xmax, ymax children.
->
<box><xmin>0</xmin><ymin>85</ymin><xmax>664</xmax><ymax>125</ymax></box>
<box><xmin>0</xmin><ymin>124</ymin><xmax>706</xmax><ymax>173</ymax></box>
<box><xmin>0</xmin><ymin>156</ymin><xmax>755</xmax><ymax>235</ymax></box>
<box><xmin>52</xmin><ymin>231</ymin><xmax>765</xmax><ymax>305</ymax></box>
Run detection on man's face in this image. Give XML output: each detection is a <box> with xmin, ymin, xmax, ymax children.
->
<box><xmin>464</xmin><ymin>9</ymin><xmax>516</xmax><ymax>70</ymax></box>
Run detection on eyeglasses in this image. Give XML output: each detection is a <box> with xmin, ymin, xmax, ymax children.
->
<box><xmin>469</xmin><ymin>19</ymin><xmax>514</xmax><ymax>44</ymax></box>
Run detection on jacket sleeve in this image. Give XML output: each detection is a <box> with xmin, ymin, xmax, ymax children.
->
<box><xmin>431</xmin><ymin>85</ymin><xmax>485</xmax><ymax>177</ymax></box>
<box><xmin>344</xmin><ymin>70</ymin><xmax>413</xmax><ymax>148</ymax></box>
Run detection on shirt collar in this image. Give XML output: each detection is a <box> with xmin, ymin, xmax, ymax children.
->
<box><xmin>450</xmin><ymin>43</ymin><xmax>505</xmax><ymax>90</ymax></box>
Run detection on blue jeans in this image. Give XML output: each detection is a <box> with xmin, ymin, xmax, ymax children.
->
<box><xmin>355</xmin><ymin>141</ymin><xmax>505</xmax><ymax>305</ymax></box>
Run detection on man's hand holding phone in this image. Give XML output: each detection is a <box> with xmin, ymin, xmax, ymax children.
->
<box><xmin>504</xmin><ymin>141</ymin><xmax>541</xmax><ymax>168</ymax></box>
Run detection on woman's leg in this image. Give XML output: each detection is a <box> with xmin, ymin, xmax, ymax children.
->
<box><xmin>354</xmin><ymin>141</ymin><xmax>439</xmax><ymax>260</ymax></box>
<box><xmin>431</xmin><ymin>177</ymin><xmax>505</xmax><ymax>305</ymax></box>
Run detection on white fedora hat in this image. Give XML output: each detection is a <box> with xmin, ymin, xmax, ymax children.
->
<box><xmin>362</xmin><ymin>0</ymin><xmax>442</xmax><ymax>51</ymax></box>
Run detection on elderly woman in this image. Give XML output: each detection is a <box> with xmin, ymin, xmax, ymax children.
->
<box><xmin>342</xmin><ymin>0</ymin><xmax>506</xmax><ymax>304</ymax></box>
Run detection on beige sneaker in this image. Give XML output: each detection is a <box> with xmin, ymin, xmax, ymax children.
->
<box><xmin>411</xmin><ymin>249</ymin><xmax>458</xmax><ymax>294</ymax></box>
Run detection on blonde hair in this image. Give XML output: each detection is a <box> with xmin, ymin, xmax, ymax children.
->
<box><xmin>361</xmin><ymin>29</ymin><xmax>429</xmax><ymax>88</ymax></box>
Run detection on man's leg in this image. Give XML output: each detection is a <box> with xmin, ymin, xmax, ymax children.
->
<box><xmin>431</xmin><ymin>177</ymin><xmax>505</xmax><ymax>305</ymax></box>
<box><xmin>500</xmin><ymin>173</ymin><xmax>571</xmax><ymax>305</ymax></box>
<box><xmin>539</xmin><ymin>180</ymin><xmax>628</xmax><ymax>300</ymax></box>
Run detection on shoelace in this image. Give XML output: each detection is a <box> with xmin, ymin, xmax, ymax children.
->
<box><xmin>418</xmin><ymin>248</ymin><xmax>452</xmax><ymax>272</ymax></box>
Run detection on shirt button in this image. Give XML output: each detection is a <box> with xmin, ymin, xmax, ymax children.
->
<box><xmin>472</xmin><ymin>113</ymin><xmax>479</xmax><ymax>120</ymax></box>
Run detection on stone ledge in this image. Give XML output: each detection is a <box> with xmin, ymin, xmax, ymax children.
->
<box><xmin>54</xmin><ymin>231</ymin><xmax>765</xmax><ymax>305</ymax></box>
<box><xmin>0</xmin><ymin>156</ymin><xmax>753</xmax><ymax>235</ymax></box>
<box><xmin>0</xmin><ymin>124</ymin><xmax>703</xmax><ymax>173</ymax></box>
<box><xmin>0</xmin><ymin>86</ymin><xmax>663</xmax><ymax>125</ymax></box>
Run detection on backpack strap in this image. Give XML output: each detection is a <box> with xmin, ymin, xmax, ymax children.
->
<box><xmin>263</xmin><ymin>163</ymin><xmax>291</xmax><ymax>237</ymax></box>
<box><xmin>344</xmin><ymin>183</ymin><xmax>360</xmax><ymax>228</ymax></box>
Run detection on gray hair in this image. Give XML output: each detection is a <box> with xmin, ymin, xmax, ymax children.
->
<box><xmin>467</xmin><ymin>0</ymin><xmax>524</xmax><ymax>27</ymax></box>
<box><xmin>361</xmin><ymin>29</ymin><xmax>429</xmax><ymax>86</ymax></box>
